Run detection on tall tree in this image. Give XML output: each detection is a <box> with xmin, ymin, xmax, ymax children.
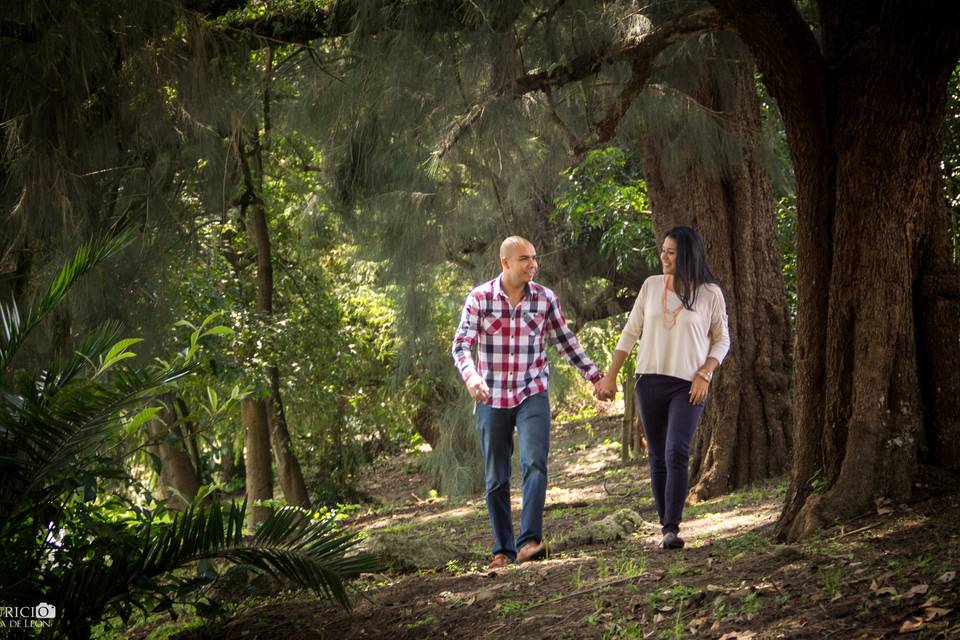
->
<box><xmin>232</xmin><ymin>48</ymin><xmax>311</xmax><ymax>508</ymax></box>
<box><xmin>708</xmin><ymin>0</ymin><xmax>960</xmax><ymax>540</ymax></box>
<box><xmin>635</xmin><ymin>34</ymin><xmax>792</xmax><ymax>498</ymax></box>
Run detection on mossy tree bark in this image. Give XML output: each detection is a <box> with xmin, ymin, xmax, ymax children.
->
<box><xmin>709</xmin><ymin>0</ymin><xmax>960</xmax><ymax>540</ymax></box>
<box><xmin>637</xmin><ymin>38</ymin><xmax>792</xmax><ymax>500</ymax></box>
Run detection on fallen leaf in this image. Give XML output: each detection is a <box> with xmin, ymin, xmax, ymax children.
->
<box><xmin>876</xmin><ymin>497</ymin><xmax>894</xmax><ymax>516</ymax></box>
<box><xmin>898</xmin><ymin>617</ymin><xmax>924</xmax><ymax>633</ymax></box>
<box><xmin>653</xmin><ymin>613</ymin><xmax>667</xmax><ymax>624</ymax></box>
<box><xmin>935</xmin><ymin>570</ymin><xmax>955</xmax><ymax>584</ymax></box>
<box><xmin>718</xmin><ymin>632</ymin><xmax>756</xmax><ymax>640</ymax></box>
<box><xmin>904</xmin><ymin>584</ymin><xmax>929</xmax><ymax>598</ymax></box>
<box><xmin>919</xmin><ymin>596</ymin><xmax>941</xmax><ymax>608</ymax></box>
<box><xmin>474</xmin><ymin>589</ymin><xmax>501</xmax><ymax>602</ymax></box>
<box><xmin>923</xmin><ymin>606</ymin><xmax>952</xmax><ymax>621</ymax></box>
<box><xmin>874</xmin><ymin>586</ymin><xmax>899</xmax><ymax>597</ymax></box>
<box><xmin>687</xmin><ymin>617</ymin><xmax>708</xmax><ymax>631</ymax></box>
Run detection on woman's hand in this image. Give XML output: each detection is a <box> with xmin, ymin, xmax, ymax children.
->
<box><xmin>594</xmin><ymin>374</ymin><xmax>618</xmax><ymax>401</ymax></box>
<box><xmin>689</xmin><ymin>376</ymin><xmax>710</xmax><ymax>405</ymax></box>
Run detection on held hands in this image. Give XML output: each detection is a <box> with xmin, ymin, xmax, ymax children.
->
<box><xmin>593</xmin><ymin>374</ymin><xmax>618</xmax><ymax>402</ymax></box>
<box><xmin>466</xmin><ymin>373</ymin><xmax>491</xmax><ymax>403</ymax></box>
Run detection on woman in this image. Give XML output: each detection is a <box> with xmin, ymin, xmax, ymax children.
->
<box><xmin>595</xmin><ymin>226</ymin><xmax>730</xmax><ymax>550</ymax></box>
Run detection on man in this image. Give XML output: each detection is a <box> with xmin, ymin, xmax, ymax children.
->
<box><xmin>452</xmin><ymin>236</ymin><xmax>605</xmax><ymax>569</ymax></box>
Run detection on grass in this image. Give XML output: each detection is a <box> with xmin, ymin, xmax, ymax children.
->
<box><xmin>667</xmin><ymin>561</ymin><xmax>701</xmax><ymax>578</ymax></box>
<box><xmin>496</xmin><ymin>599</ymin><xmax>535</xmax><ymax>617</ymax></box>
<box><xmin>403</xmin><ymin>614</ymin><xmax>436</xmax><ymax>629</ymax></box>
<box><xmin>718</xmin><ymin>531</ymin><xmax>772</xmax><ymax>556</ymax></box>
<box><xmin>742</xmin><ymin>591</ymin><xmax>762</xmax><ymax>616</ymax></box>
<box><xmin>615</xmin><ymin>553</ymin><xmax>647</xmax><ymax>578</ymax></box>
<box><xmin>684</xmin><ymin>479</ymin><xmax>786</xmax><ymax>519</ymax></box>
<box><xmin>572</xmin><ymin>564</ymin><xmax>585</xmax><ymax>589</ymax></box>
<box><xmin>647</xmin><ymin>583</ymin><xmax>703</xmax><ymax>610</ymax></box>
<box><xmin>601</xmin><ymin>620</ymin><xmax>644</xmax><ymax>639</ymax></box>
<box><xmin>818</xmin><ymin>565</ymin><xmax>844</xmax><ymax>598</ymax></box>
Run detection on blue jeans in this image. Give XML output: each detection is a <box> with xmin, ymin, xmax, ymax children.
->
<box><xmin>476</xmin><ymin>392</ymin><xmax>551</xmax><ymax>559</ymax></box>
<box><xmin>635</xmin><ymin>375</ymin><xmax>705</xmax><ymax>535</ymax></box>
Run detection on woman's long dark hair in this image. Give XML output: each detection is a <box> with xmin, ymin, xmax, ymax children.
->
<box><xmin>664</xmin><ymin>226</ymin><xmax>719</xmax><ymax>310</ymax></box>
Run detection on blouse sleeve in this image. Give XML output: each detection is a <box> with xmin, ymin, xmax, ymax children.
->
<box><xmin>707</xmin><ymin>286</ymin><xmax>731</xmax><ymax>364</ymax></box>
<box><xmin>614</xmin><ymin>278</ymin><xmax>648</xmax><ymax>354</ymax></box>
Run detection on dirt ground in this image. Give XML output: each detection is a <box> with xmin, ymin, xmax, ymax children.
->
<box><xmin>175</xmin><ymin>416</ymin><xmax>960</xmax><ymax>640</ymax></box>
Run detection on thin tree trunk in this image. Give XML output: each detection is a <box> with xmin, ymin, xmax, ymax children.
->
<box><xmin>222</xmin><ymin>437</ymin><xmax>236</xmax><ymax>485</ymax></box>
<box><xmin>266</xmin><ymin>364</ymin><xmax>310</xmax><ymax>505</ymax></box>
<box><xmin>232</xmin><ymin>51</ymin><xmax>312</xmax><ymax>507</ymax></box>
<box><xmin>147</xmin><ymin>397</ymin><xmax>201</xmax><ymax>511</ymax></box>
<box><xmin>243</xmin><ymin>397</ymin><xmax>273</xmax><ymax>529</ymax></box>
<box><xmin>637</xmin><ymin>37</ymin><xmax>792</xmax><ymax>499</ymax></box>
<box><xmin>174</xmin><ymin>396</ymin><xmax>203</xmax><ymax>482</ymax></box>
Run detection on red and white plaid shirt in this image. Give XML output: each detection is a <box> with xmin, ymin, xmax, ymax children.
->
<box><xmin>452</xmin><ymin>276</ymin><xmax>602</xmax><ymax>409</ymax></box>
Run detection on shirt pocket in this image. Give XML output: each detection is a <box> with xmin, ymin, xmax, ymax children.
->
<box><xmin>520</xmin><ymin>311</ymin><xmax>546</xmax><ymax>337</ymax></box>
<box><xmin>481</xmin><ymin>312</ymin><xmax>506</xmax><ymax>335</ymax></box>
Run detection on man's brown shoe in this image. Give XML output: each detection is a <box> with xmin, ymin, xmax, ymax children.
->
<box><xmin>488</xmin><ymin>553</ymin><xmax>510</xmax><ymax>569</ymax></box>
<box><xmin>517</xmin><ymin>540</ymin><xmax>546</xmax><ymax>563</ymax></box>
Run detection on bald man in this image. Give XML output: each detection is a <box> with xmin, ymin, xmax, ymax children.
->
<box><xmin>452</xmin><ymin>236</ymin><xmax>604</xmax><ymax>568</ymax></box>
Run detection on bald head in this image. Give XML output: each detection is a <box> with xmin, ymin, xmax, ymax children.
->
<box><xmin>500</xmin><ymin>236</ymin><xmax>532</xmax><ymax>260</ymax></box>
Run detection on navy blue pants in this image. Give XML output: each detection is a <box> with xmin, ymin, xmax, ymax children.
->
<box><xmin>635</xmin><ymin>374</ymin><xmax>705</xmax><ymax>534</ymax></box>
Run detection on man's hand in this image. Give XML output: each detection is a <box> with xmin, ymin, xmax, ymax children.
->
<box><xmin>594</xmin><ymin>374</ymin><xmax>617</xmax><ymax>401</ymax></box>
<box><xmin>467</xmin><ymin>374</ymin><xmax>491</xmax><ymax>403</ymax></box>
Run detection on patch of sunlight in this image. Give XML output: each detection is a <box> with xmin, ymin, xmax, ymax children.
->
<box><xmin>555</xmin><ymin>447</ymin><xmax>621</xmax><ymax>478</ymax></box>
<box><xmin>546</xmin><ymin>486</ymin><xmax>608</xmax><ymax>504</ymax></box>
<box><xmin>681</xmin><ymin>502</ymin><xmax>781</xmax><ymax>541</ymax></box>
<box><xmin>415</xmin><ymin>505</ymin><xmax>482</xmax><ymax>524</ymax></box>
<box><xmin>360</xmin><ymin>503</ymin><xmax>483</xmax><ymax>532</ymax></box>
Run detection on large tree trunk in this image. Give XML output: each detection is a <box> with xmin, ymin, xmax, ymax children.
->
<box><xmin>637</xmin><ymin>36</ymin><xmax>792</xmax><ymax>500</ymax></box>
<box><xmin>242</xmin><ymin>397</ymin><xmax>273</xmax><ymax>529</ymax></box>
<box><xmin>708</xmin><ymin>0</ymin><xmax>960</xmax><ymax>541</ymax></box>
<box><xmin>147</xmin><ymin>397</ymin><xmax>201</xmax><ymax>511</ymax></box>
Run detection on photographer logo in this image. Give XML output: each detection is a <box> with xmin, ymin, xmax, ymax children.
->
<box><xmin>0</xmin><ymin>603</ymin><xmax>57</xmax><ymax>629</ymax></box>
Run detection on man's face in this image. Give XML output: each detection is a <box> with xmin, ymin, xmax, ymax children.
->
<box><xmin>501</xmin><ymin>241</ymin><xmax>539</xmax><ymax>285</ymax></box>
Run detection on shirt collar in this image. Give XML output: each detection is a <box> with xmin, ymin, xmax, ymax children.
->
<box><xmin>494</xmin><ymin>275</ymin><xmax>533</xmax><ymax>301</ymax></box>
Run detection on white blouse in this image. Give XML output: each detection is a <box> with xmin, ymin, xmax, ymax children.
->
<box><xmin>615</xmin><ymin>275</ymin><xmax>730</xmax><ymax>381</ymax></box>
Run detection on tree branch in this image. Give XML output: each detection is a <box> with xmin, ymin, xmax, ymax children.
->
<box><xmin>435</xmin><ymin>8</ymin><xmax>728</xmax><ymax>159</ymax></box>
<box><xmin>705</xmin><ymin>0</ymin><xmax>828</xmax><ymax>159</ymax></box>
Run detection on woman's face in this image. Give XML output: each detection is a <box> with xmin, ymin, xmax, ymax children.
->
<box><xmin>660</xmin><ymin>236</ymin><xmax>678</xmax><ymax>275</ymax></box>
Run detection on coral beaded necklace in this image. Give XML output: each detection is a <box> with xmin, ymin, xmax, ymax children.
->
<box><xmin>661</xmin><ymin>275</ymin><xmax>684</xmax><ymax>330</ymax></box>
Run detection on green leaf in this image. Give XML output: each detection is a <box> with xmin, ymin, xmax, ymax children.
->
<box><xmin>124</xmin><ymin>406</ymin><xmax>163</xmax><ymax>436</ymax></box>
<box><xmin>202</xmin><ymin>326</ymin><xmax>234</xmax><ymax>337</ymax></box>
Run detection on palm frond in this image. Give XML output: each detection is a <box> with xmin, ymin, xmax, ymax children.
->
<box><xmin>1</xmin><ymin>363</ymin><xmax>194</xmax><ymax>507</ymax></box>
<box><xmin>141</xmin><ymin>502</ymin><xmax>378</xmax><ymax>609</ymax></box>
<box><xmin>0</xmin><ymin>232</ymin><xmax>131</xmax><ymax>370</ymax></box>
<box><xmin>49</xmin><ymin>501</ymin><xmax>378</xmax><ymax>634</ymax></box>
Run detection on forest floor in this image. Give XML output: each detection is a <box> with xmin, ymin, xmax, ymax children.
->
<box><xmin>165</xmin><ymin>415</ymin><xmax>960</xmax><ymax>640</ymax></box>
